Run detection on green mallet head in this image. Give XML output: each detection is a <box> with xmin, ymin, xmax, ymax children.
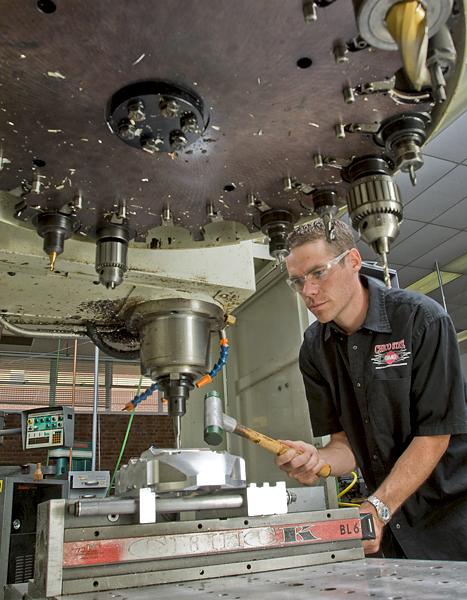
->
<box><xmin>204</xmin><ymin>390</ymin><xmax>224</xmax><ymax>446</ymax></box>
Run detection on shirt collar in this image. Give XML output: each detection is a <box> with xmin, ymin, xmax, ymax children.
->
<box><xmin>324</xmin><ymin>274</ymin><xmax>392</xmax><ymax>340</ymax></box>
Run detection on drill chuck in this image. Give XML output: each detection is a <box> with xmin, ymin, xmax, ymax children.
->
<box><xmin>95</xmin><ymin>224</ymin><xmax>134</xmax><ymax>289</ymax></box>
<box><xmin>347</xmin><ymin>174</ymin><xmax>403</xmax><ymax>249</ymax></box>
<box><xmin>346</xmin><ymin>168</ymin><xmax>403</xmax><ymax>288</ymax></box>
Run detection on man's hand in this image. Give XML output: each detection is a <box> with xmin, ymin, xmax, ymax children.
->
<box><xmin>274</xmin><ymin>432</ymin><xmax>357</xmax><ymax>485</ymax></box>
<box><xmin>274</xmin><ymin>439</ymin><xmax>326</xmax><ymax>486</ymax></box>
<box><xmin>359</xmin><ymin>501</ymin><xmax>384</xmax><ymax>555</ymax></box>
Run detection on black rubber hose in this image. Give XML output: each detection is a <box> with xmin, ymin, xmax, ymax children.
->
<box><xmin>86</xmin><ymin>321</ymin><xmax>140</xmax><ymax>361</ymax></box>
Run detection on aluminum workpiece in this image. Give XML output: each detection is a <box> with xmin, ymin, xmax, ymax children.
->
<box><xmin>36</xmin><ymin>558</ymin><xmax>467</xmax><ymax>600</ymax></box>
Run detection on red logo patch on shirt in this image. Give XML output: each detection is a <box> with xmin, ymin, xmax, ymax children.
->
<box><xmin>384</xmin><ymin>351</ymin><xmax>399</xmax><ymax>365</ymax></box>
<box><xmin>371</xmin><ymin>339</ymin><xmax>411</xmax><ymax>370</ymax></box>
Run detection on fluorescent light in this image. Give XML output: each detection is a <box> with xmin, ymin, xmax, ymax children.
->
<box><xmin>405</xmin><ymin>271</ymin><xmax>461</xmax><ymax>294</ymax></box>
<box><xmin>458</xmin><ymin>330</ymin><xmax>467</xmax><ymax>343</ymax></box>
<box><xmin>443</xmin><ymin>252</ymin><xmax>467</xmax><ymax>274</ymax></box>
<box><xmin>404</xmin><ymin>251</ymin><xmax>467</xmax><ymax>295</ymax></box>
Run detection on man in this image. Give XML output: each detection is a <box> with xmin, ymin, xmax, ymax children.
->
<box><xmin>275</xmin><ymin>219</ymin><xmax>467</xmax><ymax>559</ymax></box>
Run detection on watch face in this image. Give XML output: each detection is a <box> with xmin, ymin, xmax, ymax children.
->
<box><xmin>378</xmin><ymin>505</ymin><xmax>391</xmax><ymax>522</ymax></box>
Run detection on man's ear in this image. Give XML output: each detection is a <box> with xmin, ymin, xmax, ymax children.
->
<box><xmin>348</xmin><ymin>248</ymin><xmax>362</xmax><ymax>273</ymax></box>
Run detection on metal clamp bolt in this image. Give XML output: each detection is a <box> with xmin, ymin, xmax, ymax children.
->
<box><xmin>31</xmin><ymin>171</ymin><xmax>44</xmax><ymax>194</ymax></box>
<box><xmin>181</xmin><ymin>112</ymin><xmax>200</xmax><ymax>134</ymax></box>
<box><xmin>206</xmin><ymin>202</ymin><xmax>216</xmax><ymax>218</ymax></box>
<box><xmin>117</xmin><ymin>119</ymin><xmax>136</xmax><ymax>141</ymax></box>
<box><xmin>343</xmin><ymin>86</ymin><xmax>355</xmax><ymax>104</ymax></box>
<box><xmin>247</xmin><ymin>194</ymin><xmax>257</xmax><ymax>207</ymax></box>
<box><xmin>334</xmin><ymin>123</ymin><xmax>346</xmax><ymax>139</ymax></box>
<box><xmin>313</xmin><ymin>154</ymin><xmax>324</xmax><ymax>169</ymax></box>
<box><xmin>162</xmin><ymin>207</ymin><xmax>173</xmax><ymax>223</ymax></box>
<box><xmin>127</xmin><ymin>100</ymin><xmax>146</xmax><ymax>122</ymax></box>
<box><xmin>160</xmin><ymin>98</ymin><xmax>180</xmax><ymax>118</ymax></box>
<box><xmin>303</xmin><ymin>2</ymin><xmax>317</xmax><ymax>23</ymax></box>
<box><xmin>140</xmin><ymin>136</ymin><xmax>157</xmax><ymax>153</ymax></box>
<box><xmin>73</xmin><ymin>193</ymin><xmax>83</xmax><ymax>211</ymax></box>
<box><xmin>170</xmin><ymin>130</ymin><xmax>188</xmax><ymax>150</ymax></box>
<box><xmin>333</xmin><ymin>43</ymin><xmax>349</xmax><ymax>64</ymax></box>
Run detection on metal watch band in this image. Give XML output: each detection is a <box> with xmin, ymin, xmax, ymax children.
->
<box><xmin>367</xmin><ymin>495</ymin><xmax>391</xmax><ymax>524</ymax></box>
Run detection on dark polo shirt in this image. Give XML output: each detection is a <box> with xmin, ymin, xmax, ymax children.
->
<box><xmin>299</xmin><ymin>275</ymin><xmax>467</xmax><ymax>560</ymax></box>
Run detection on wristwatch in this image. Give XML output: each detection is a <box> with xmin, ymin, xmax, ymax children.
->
<box><xmin>366</xmin><ymin>495</ymin><xmax>392</xmax><ymax>524</ymax></box>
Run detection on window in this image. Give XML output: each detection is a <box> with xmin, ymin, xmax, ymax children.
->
<box><xmin>0</xmin><ymin>352</ymin><xmax>162</xmax><ymax>413</ymax></box>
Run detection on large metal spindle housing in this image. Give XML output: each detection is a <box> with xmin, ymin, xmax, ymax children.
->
<box><xmin>345</xmin><ymin>156</ymin><xmax>403</xmax><ymax>288</ymax></box>
<box><xmin>125</xmin><ymin>299</ymin><xmax>225</xmax><ymax>417</ymax></box>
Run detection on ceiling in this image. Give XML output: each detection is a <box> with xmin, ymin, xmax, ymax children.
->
<box><xmin>0</xmin><ymin>0</ymin><xmax>467</xmax><ymax>355</ymax></box>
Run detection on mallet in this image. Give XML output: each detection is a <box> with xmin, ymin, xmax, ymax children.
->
<box><xmin>204</xmin><ymin>391</ymin><xmax>331</xmax><ymax>478</ymax></box>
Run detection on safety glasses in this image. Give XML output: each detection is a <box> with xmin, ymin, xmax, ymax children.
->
<box><xmin>286</xmin><ymin>249</ymin><xmax>350</xmax><ymax>292</ymax></box>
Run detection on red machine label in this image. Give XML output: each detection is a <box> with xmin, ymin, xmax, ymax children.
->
<box><xmin>63</xmin><ymin>518</ymin><xmax>361</xmax><ymax>566</ymax></box>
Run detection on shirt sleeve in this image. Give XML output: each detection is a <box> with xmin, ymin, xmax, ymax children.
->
<box><xmin>299</xmin><ymin>335</ymin><xmax>343</xmax><ymax>437</ymax></box>
<box><xmin>411</xmin><ymin>313</ymin><xmax>467</xmax><ymax>436</ymax></box>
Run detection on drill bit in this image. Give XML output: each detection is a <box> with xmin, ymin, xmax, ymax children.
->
<box><xmin>373</xmin><ymin>237</ymin><xmax>392</xmax><ymax>289</ymax></box>
<box><xmin>380</xmin><ymin>251</ymin><xmax>392</xmax><ymax>289</ymax></box>
<box><xmin>322</xmin><ymin>213</ymin><xmax>336</xmax><ymax>242</ymax></box>
<box><xmin>275</xmin><ymin>253</ymin><xmax>286</xmax><ymax>271</ymax></box>
<box><xmin>49</xmin><ymin>251</ymin><xmax>57</xmax><ymax>271</ymax></box>
<box><xmin>386</xmin><ymin>1</ymin><xmax>431</xmax><ymax>91</ymax></box>
<box><xmin>173</xmin><ymin>415</ymin><xmax>181</xmax><ymax>449</ymax></box>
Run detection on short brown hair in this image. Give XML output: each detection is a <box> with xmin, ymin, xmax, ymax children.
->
<box><xmin>288</xmin><ymin>219</ymin><xmax>357</xmax><ymax>257</ymax></box>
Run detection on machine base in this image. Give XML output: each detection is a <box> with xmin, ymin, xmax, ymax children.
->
<box><xmin>6</xmin><ymin>558</ymin><xmax>467</xmax><ymax>600</ymax></box>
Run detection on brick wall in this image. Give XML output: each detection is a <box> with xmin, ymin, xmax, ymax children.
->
<box><xmin>0</xmin><ymin>412</ymin><xmax>175</xmax><ymax>472</ymax></box>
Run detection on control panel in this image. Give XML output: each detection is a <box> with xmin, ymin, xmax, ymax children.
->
<box><xmin>21</xmin><ymin>406</ymin><xmax>74</xmax><ymax>450</ymax></box>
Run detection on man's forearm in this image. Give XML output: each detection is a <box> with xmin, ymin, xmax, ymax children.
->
<box><xmin>319</xmin><ymin>431</ymin><xmax>358</xmax><ymax>476</ymax></box>
<box><xmin>370</xmin><ymin>434</ymin><xmax>451</xmax><ymax>515</ymax></box>
<box><xmin>359</xmin><ymin>434</ymin><xmax>450</xmax><ymax>555</ymax></box>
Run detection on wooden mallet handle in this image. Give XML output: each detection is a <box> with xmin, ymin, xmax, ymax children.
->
<box><xmin>233</xmin><ymin>422</ymin><xmax>331</xmax><ymax>478</ymax></box>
